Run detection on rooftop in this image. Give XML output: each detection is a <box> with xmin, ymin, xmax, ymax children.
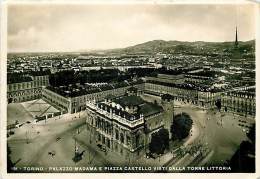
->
<box><xmin>46</xmin><ymin>79</ymin><xmax>144</xmax><ymax>98</ymax></box>
<box><xmin>97</xmin><ymin>102</ymin><xmax>140</xmax><ymax>121</ymax></box>
<box><xmin>7</xmin><ymin>70</ymin><xmax>51</xmax><ymax>84</ymax></box>
<box><xmin>138</xmin><ymin>102</ymin><xmax>163</xmax><ymax>117</ymax></box>
<box><xmin>187</xmin><ymin>70</ymin><xmax>218</xmax><ymax>78</ymax></box>
<box><xmin>95</xmin><ymin>95</ymin><xmax>164</xmax><ymax>121</ymax></box>
<box><xmin>113</xmin><ymin>95</ymin><xmax>145</xmax><ymax>107</ymax></box>
<box><xmin>29</xmin><ymin>70</ymin><xmax>51</xmax><ymax>76</ymax></box>
<box><xmin>146</xmin><ymin>79</ymin><xmax>223</xmax><ymax>92</ymax></box>
<box><xmin>7</xmin><ymin>73</ymin><xmax>33</xmax><ymax>84</ymax></box>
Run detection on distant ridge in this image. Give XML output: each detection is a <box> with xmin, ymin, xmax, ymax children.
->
<box><xmin>8</xmin><ymin>39</ymin><xmax>255</xmax><ymax>55</ymax></box>
<box><xmin>84</xmin><ymin>39</ymin><xmax>255</xmax><ymax>55</ymax></box>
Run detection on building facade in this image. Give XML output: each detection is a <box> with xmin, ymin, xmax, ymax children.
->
<box><xmin>221</xmin><ymin>86</ymin><xmax>255</xmax><ymax>117</ymax></box>
<box><xmin>7</xmin><ymin>75</ymin><xmax>49</xmax><ymax>103</ymax></box>
<box><xmin>85</xmin><ymin>94</ymin><xmax>169</xmax><ymax>156</ymax></box>
<box><xmin>42</xmin><ymin>83</ymin><xmax>145</xmax><ymax>113</ymax></box>
<box><xmin>8</xmin><ymin>71</ymin><xmax>255</xmax><ymax>119</ymax></box>
<box><xmin>144</xmin><ymin>82</ymin><xmax>221</xmax><ymax>109</ymax></box>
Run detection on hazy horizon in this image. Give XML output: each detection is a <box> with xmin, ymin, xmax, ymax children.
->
<box><xmin>8</xmin><ymin>3</ymin><xmax>256</xmax><ymax>52</ymax></box>
<box><xmin>7</xmin><ymin>38</ymin><xmax>255</xmax><ymax>54</ymax></box>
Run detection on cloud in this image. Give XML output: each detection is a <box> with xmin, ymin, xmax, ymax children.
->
<box><xmin>8</xmin><ymin>3</ymin><xmax>256</xmax><ymax>52</ymax></box>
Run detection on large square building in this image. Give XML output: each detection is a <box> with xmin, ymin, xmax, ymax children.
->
<box><xmin>85</xmin><ymin>92</ymin><xmax>171</xmax><ymax>154</ymax></box>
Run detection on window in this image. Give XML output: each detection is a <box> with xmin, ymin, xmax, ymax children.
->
<box><xmin>126</xmin><ymin>136</ymin><xmax>131</xmax><ymax>146</ymax></box>
<box><xmin>115</xmin><ymin>130</ymin><xmax>119</xmax><ymax>140</ymax></box>
<box><xmin>120</xmin><ymin>133</ymin><xmax>124</xmax><ymax>144</ymax></box>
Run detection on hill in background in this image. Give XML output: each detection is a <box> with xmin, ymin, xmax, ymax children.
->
<box><xmin>83</xmin><ymin>39</ymin><xmax>255</xmax><ymax>56</ymax></box>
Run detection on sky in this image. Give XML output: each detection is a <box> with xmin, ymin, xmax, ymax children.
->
<box><xmin>8</xmin><ymin>3</ymin><xmax>256</xmax><ymax>52</ymax></box>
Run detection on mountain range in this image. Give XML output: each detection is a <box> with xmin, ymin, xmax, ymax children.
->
<box><xmin>84</xmin><ymin>39</ymin><xmax>255</xmax><ymax>55</ymax></box>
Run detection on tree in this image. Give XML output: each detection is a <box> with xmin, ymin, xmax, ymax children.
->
<box><xmin>229</xmin><ymin>141</ymin><xmax>255</xmax><ymax>172</ymax></box>
<box><xmin>247</xmin><ymin>123</ymin><xmax>255</xmax><ymax>145</ymax></box>
<box><xmin>171</xmin><ymin>113</ymin><xmax>193</xmax><ymax>140</ymax></box>
<box><xmin>228</xmin><ymin>123</ymin><xmax>255</xmax><ymax>172</ymax></box>
<box><xmin>149</xmin><ymin>128</ymin><xmax>169</xmax><ymax>154</ymax></box>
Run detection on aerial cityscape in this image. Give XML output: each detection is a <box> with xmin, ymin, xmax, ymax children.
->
<box><xmin>6</xmin><ymin>3</ymin><xmax>255</xmax><ymax>173</ymax></box>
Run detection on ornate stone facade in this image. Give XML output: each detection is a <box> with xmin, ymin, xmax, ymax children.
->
<box><xmin>85</xmin><ymin>96</ymin><xmax>167</xmax><ymax>154</ymax></box>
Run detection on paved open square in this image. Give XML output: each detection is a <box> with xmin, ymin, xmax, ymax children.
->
<box><xmin>7</xmin><ymin>103</ymin><xmax>34</xmax><ymax>126</ymax></box>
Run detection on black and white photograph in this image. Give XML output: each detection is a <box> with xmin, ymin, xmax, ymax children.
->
<box><xmin>2</xmin><ymin>0</ymin><xmax>258</xmax><ymax>175</ymax></box>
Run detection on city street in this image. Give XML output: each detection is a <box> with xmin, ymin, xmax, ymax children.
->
<box><xmin>173</xmin><ymin>101</ymin><xmax>248</xmax><ymax>165</ymax></box>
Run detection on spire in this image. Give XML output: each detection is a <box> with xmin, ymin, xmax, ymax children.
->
<box><xmin>235</xmin><ymin>26</ymin><xmax>238</xmax><ymax>47</ymax></box>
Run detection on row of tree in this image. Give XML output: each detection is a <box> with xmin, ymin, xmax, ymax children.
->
<box><xmin>48</xmin><ymin>67</ymin><xmax>205</xmax><ymax>87</ymax></box>
<box><xmin>149</xmin><ymin>112</ymin><xmax>193</xmax><ymax>155</ymax></box>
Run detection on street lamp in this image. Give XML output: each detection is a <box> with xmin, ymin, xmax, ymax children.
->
<box><xmin>26</xmin><ymin>130</ymin><xmax>29</xmax><ymax>144</ymax></box>
<box><xmin>73</xmin><ymin>136</ymin><xmax>80</xmax><ymax>163</ymax></box>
